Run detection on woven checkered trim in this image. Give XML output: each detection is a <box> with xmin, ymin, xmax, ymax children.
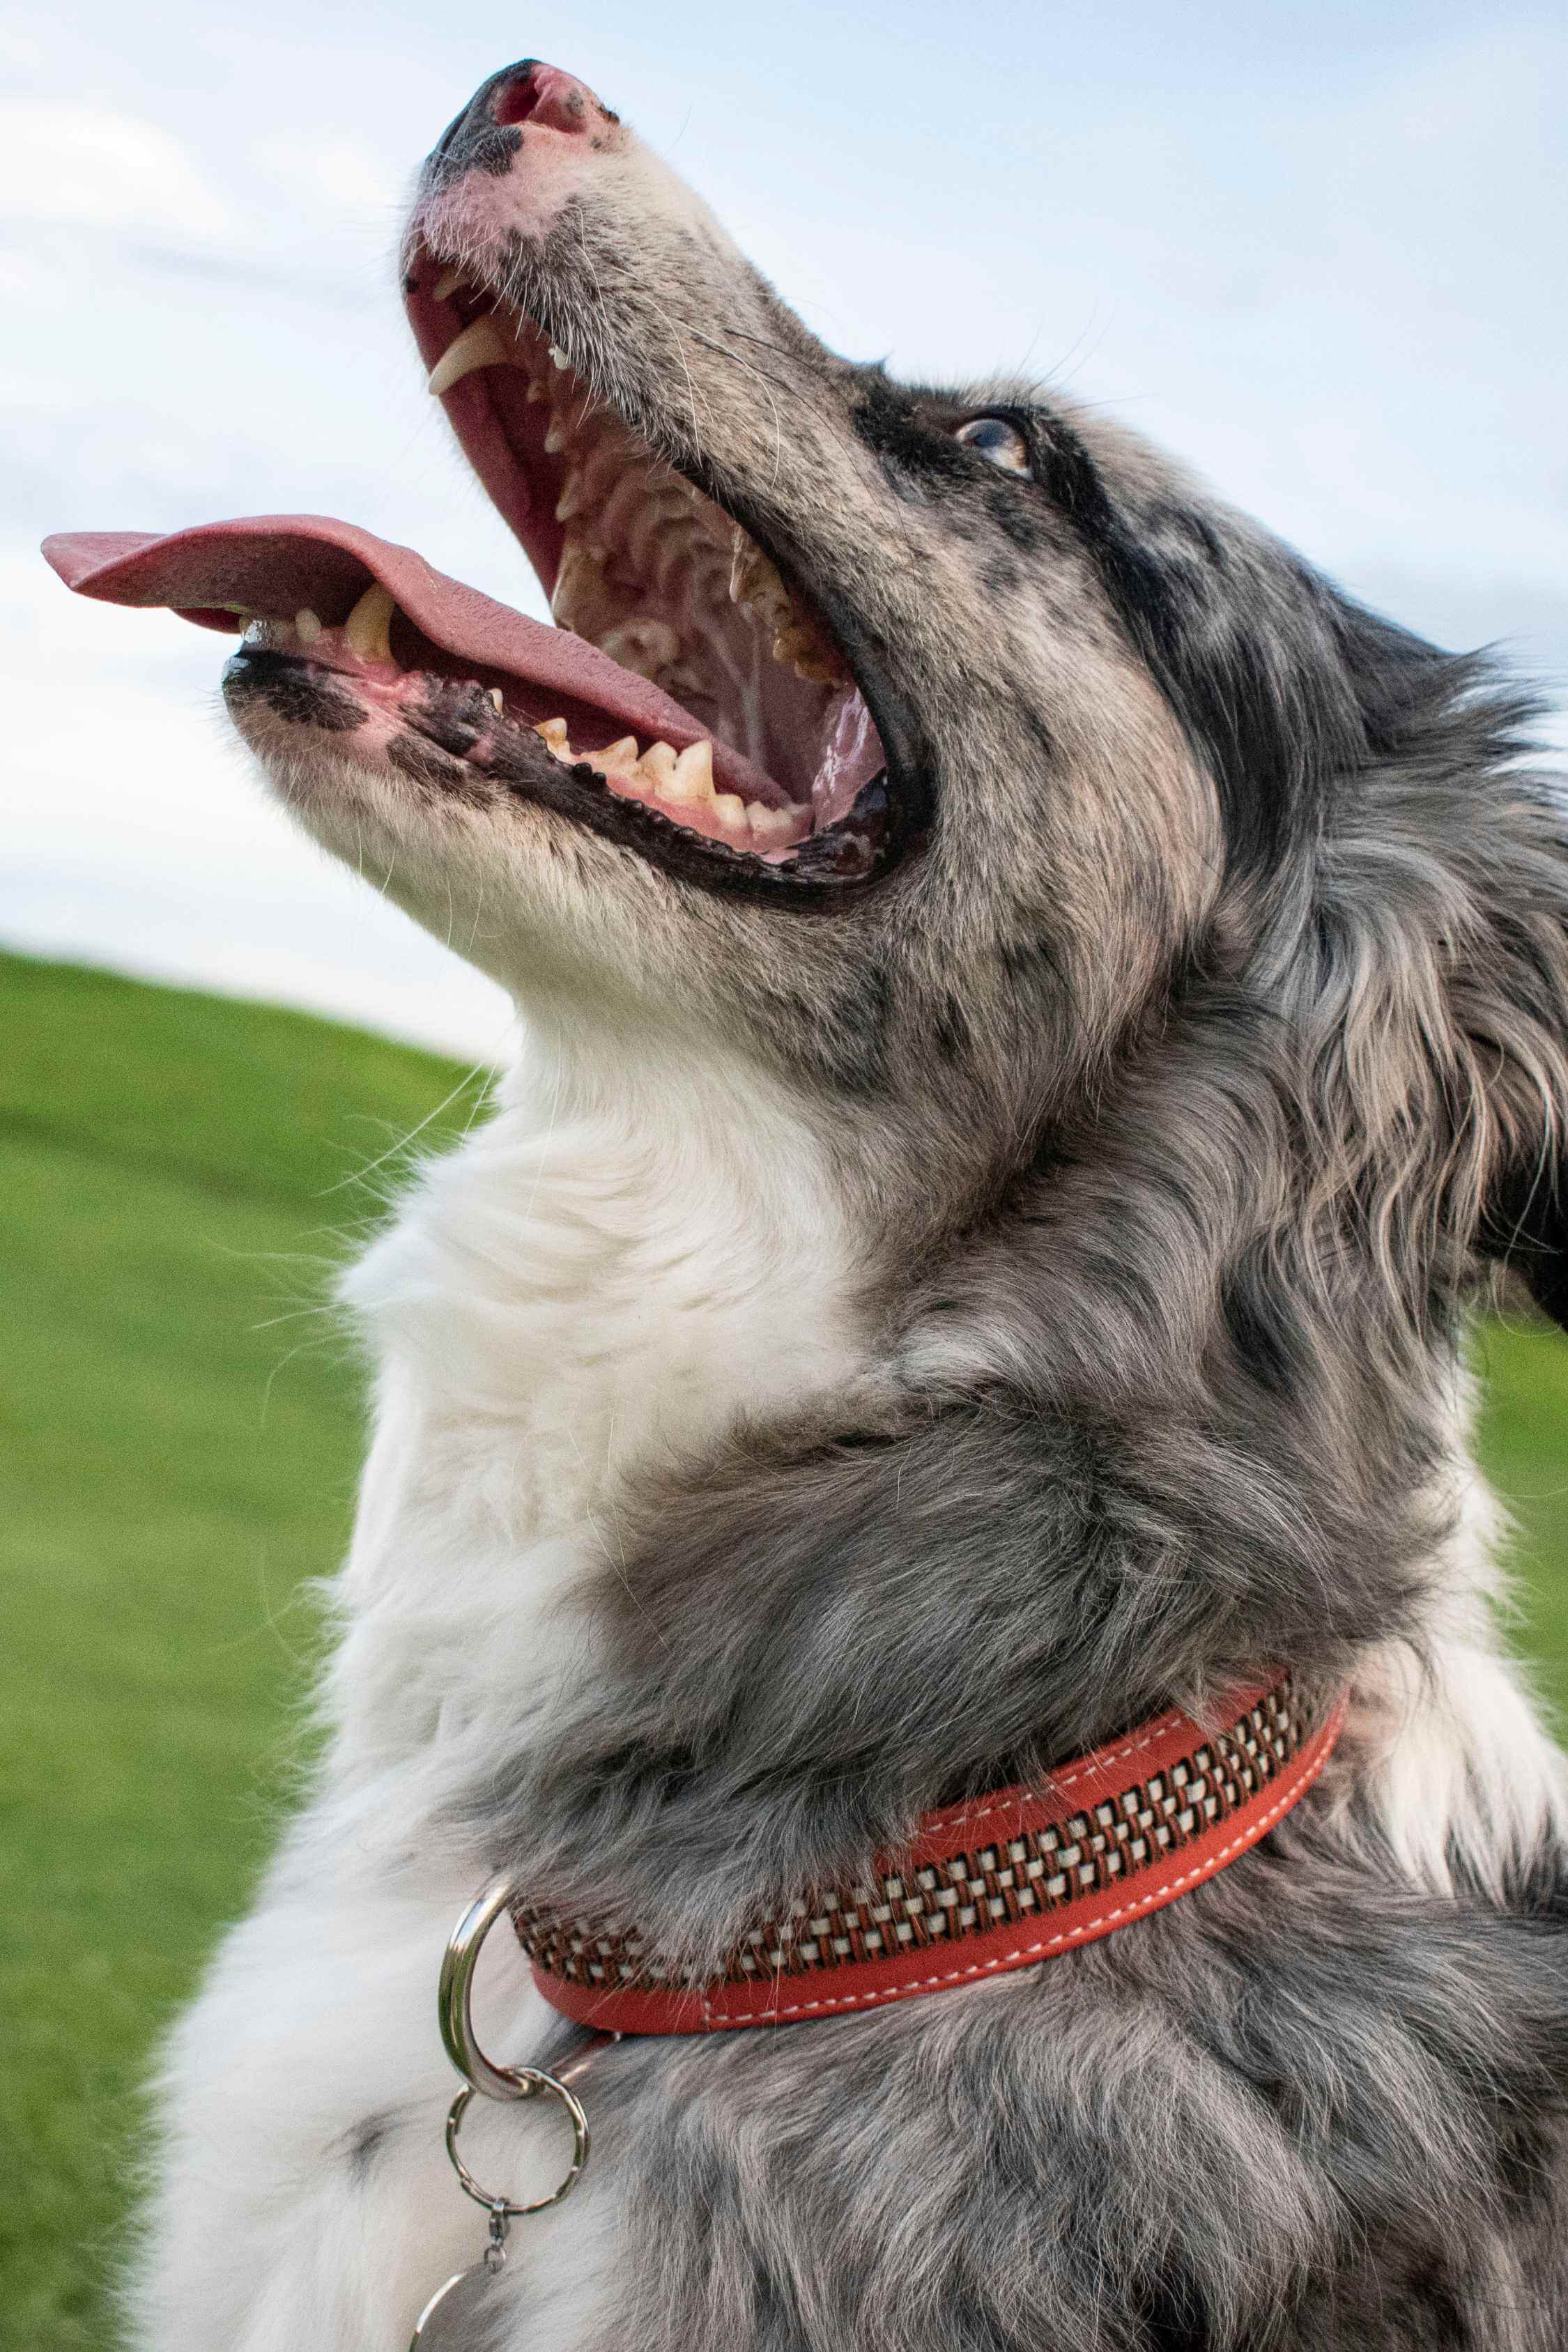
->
<box><xmin>513</xmin><ymin>1678</ymin><xmax>1312</xmax><ymax>1996</ymax></box>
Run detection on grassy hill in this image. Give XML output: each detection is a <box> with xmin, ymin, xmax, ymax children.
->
<box><xmin>0</xmin><ymin>952</ymin><xmax>486</xmax><ymax>2348</ymax></box>
<box><xmin>1</xmin><ymin>947</ymin><xmax>1567</xmax><ymax>2347</ymax></box>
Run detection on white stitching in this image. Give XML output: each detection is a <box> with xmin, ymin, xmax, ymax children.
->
<box><xmin>920</xmin><ymin>1705</ymin><xmax>1193</xmax><ymax>1838</ymax></box>
<box><xmin>700</xmin><ymin>1713</ymin><xmax>1340</xmax><ymax>2029</ymax></box>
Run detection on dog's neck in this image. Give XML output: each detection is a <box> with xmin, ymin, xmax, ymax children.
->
<box><xmin>312</xmin><ymin>1017</ymin><xmax>1568</xmax><ymax>1931</ymax></box>
<box><xmin>324</xmin><ymin>1023</ymin><xmax>868</xmax><ymax>1784</ymax></box>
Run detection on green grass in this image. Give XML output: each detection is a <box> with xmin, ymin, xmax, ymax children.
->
<box><xmin>0</xmin><ymin>952</ymin><xmax>484</xmax><ymax>2349</ymax></box>
<box><xmin>1</xmin><ymin>947</ymin><xmax>1565</xmax><ymax>2346</ymax></box>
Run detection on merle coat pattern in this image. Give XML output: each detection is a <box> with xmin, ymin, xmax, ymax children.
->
<box><xmin>109</xmin><ymin>58</ymin><xmax>1568</xmax><ymax>2352</ymax></box>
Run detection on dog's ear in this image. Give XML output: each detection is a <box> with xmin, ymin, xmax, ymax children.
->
<box><xmin>1479</xmin><ymin>1153</ymin><xmax>1568</xmax><ymax>1335</ymax></box>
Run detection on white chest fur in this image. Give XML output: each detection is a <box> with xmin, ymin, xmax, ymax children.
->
<box><xmin>323</xmin><ymin>1033</ymin><xmax>866</xmax><ymax>1792</ymax></box>
<box><xmin>129</xmin><ymin>1036</ymin><xmax>868</xmax><ymax>2351</ymax></box>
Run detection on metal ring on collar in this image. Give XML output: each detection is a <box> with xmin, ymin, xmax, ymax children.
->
<box><xmin>444</xmin><ymin>2077</ymin><xmax>590</xmax><ymax>2217</ymax></box>
<box><xmin>438</xmin><ymin>1873</ymin><xmax>539</xmax><ymax>2103</ymax></box>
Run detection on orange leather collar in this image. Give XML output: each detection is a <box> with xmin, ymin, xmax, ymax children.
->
<box><xmin>518</xmin><ymin>1675</ymin><xmax>1344</xmax><ymax>2035</ymax></box>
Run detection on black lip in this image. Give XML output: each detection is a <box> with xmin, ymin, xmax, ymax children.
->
<box><xmin>224</xmin><ymin>649</ymin><xmax>906</xmax><ymax>903</ymax></box>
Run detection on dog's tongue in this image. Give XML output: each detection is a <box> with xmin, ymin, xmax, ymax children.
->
<box><xmin>40</xmin><ymin>515</ymin><xmax>781</xmax><ymax>800</ymax></box>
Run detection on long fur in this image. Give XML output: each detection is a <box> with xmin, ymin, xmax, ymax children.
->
<box><xmin>129</xmin><ymin>65</ymin><xmax>1568</xmax><ymax>2352</ymax></box>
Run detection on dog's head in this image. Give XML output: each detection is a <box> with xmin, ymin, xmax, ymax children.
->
<box><xmin>45</xmin><ymin>59</ymin><xmax>1568</xmax><ymax>1329</ymax></box>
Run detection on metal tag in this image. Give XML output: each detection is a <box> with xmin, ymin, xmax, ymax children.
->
<box><xmin>408</xmin><ymin>2259</ymin><xmax>501</xmax><ymax>2348</ymax></box>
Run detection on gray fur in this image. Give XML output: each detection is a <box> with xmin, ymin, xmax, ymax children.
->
<box><xmin>255</xmin><ymin>84</ymin><xmax>1568</xmax><ymax>2349</ymax></box>
<box><xmin>446</xmin><ymin>139</ymin><xmax>1568</xmax><ymax>2352</ymax></box>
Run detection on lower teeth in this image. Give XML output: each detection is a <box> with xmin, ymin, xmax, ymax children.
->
<box><xmin>528</xmin><ymin>717</ymin><xmax>804</xmax><ymax>852</ymax></box>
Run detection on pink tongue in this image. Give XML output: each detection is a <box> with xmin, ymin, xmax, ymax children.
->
<box><xmin>40</xmin><ymin>514</ymin><xmax>790</xmax><ymax>805</ymax></box>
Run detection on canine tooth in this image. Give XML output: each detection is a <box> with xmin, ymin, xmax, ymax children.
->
<box><xmin>431</xmin><ymin>266</ymin><xmax>468</xmax><ymax>302</ymax></box>
<box><xmin>544</xmin><ymin>417</ymin><xmax>568</xmax><ymax>454</ymax></box>
<box><xmin>535</xmin><ymin>717</ymin><xmax>570</xmax><ymax>753</ymax></box>
<box><xmin>344</xmin><ymin>583</ymin><xmax>397</xmax><ymax>665</ymax></box>
<box><xmin>294</xmin><ymin>608</ymin><xmax>323</xmax><ymax>645</ymax></box>
<box><xmin>549</xmin><ymin>344</ymin><xmax>570</xmax><ymax>369</ymax></box>
<box><xmin>489</xmin><ymin>686</ymin><xmax>505</xmax><ymax>712</ymax></box>
<box><xmin>427</xmin><ymin>314</ymin><xmax>509</xmax><ymax>396</ymax></box>
<box><xmin>663</xmin><ymin>739</ymin><xmax>715</xmax><ymax>804</ymax></box>
<box><xmin>555</xmin><ymin>478</ymin><xmax>587</xmax><ymax>521</ymax></box>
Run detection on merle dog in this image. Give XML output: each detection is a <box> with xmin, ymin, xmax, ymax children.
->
<box><xmin>47</xmin><ymin>56</ymin><xmax>1568</xmax><ymax>2352</ymax></box>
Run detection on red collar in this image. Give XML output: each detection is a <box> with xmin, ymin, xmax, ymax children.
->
<box><xmin>516</xmin><ymin>1674</ymin><xmax>1344</xmax><ymax>2035</ymax></box>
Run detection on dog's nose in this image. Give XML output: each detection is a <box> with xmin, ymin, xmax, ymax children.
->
<box><xmin>426</xmin><ymin>60</ymin><xmax>607</xmax><ymax>190</ymax></box>
<box><xmin>491</xmin><ymin>61</ymin><xmax>600</xmax><ymax>134</ymax></box>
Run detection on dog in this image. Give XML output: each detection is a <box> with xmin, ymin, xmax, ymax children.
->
<box><xmin>45</xmin><ymin>55</ymin><xmax>1568</xmax><ymax>2352</ymax></box>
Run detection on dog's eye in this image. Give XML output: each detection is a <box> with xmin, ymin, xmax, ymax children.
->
<box><xmin>954</xmin><ymin>415</ymin><xmax>1033</xmax><ymax>478</ymax></box>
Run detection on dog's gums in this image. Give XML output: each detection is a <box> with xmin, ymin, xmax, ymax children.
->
<box><xmin>242</xmin><ymin>586</ymin><xmax>810</xmax><ymax>859</ymax></box>
<box><xmin>45</xmin><ymin>240</ymin><xmax>897</xmax><ymax>896</ymax></box>
<box><xmin>229</xmin><ymin>268</ymin><xmax>896</xmax><ymax>882</ymax></box>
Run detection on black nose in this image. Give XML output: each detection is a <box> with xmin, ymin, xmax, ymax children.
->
<box><xmin>424</xmin><ymin>61</ymin><xmax>537</xmax><ymax>193</ymax></box>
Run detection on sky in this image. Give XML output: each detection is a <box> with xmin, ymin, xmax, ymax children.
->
<box><xmin>3</xmin><ymin>0</ymin><xmax>1565</xmax><ymax>1055</ymax></box>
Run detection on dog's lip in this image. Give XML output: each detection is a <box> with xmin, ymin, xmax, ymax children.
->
<box><xmin>217</xmin><ymin>636</ymin><xmax>898</xmax><ymax>893</ymax></box>
<box><xmin>401</xmin><ymin>252</ymin><xmax>894</xmax><ymax>837</ymax></box>
<box><xmin>403</xmin><ymin>267</ymin><xmax>567</xmax><ymax>613</ymax></box>
<box><xmin>40</xmin><ymin>223</ymin><xmax>900</xmax><ymax>882</ymax></box>
<box><xmin>39</xmin><ymin>516</ymin><xmax>794</xmax><ymax>809</ymax></box>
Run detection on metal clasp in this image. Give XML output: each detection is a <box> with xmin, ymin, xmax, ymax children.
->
<box><xmin>410</xmin><ymin>1875</ymin><xmax>606</xmax><ymax>2344</ymax></box>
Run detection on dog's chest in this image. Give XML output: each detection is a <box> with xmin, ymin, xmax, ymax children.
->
<box><xmin>326</xmin><ymin>1057</ymin><xmax>864</xmax><ymax>1769</ymax></box>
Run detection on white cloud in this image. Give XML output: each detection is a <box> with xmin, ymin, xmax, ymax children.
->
<box><xmin>3</xmin><ymin>0</ymin><xmax>1565</xmax><ymax>1054</ymax></box>
<box><xmin>0</xmin><ymin>100</ymin><xmax>233</xmax><ymax>240</ymax></box>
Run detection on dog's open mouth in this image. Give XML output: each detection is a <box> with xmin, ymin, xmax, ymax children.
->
<box><xmin>42</xmin><ymin>247</ymin><xmax>894</xmax><ymax>896</ymax></box>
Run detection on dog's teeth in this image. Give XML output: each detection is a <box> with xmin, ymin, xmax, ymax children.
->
<box><xmin>730</xmin><ymin>525</ymin><xmax>849</xmax><ymax>683</ymax></box>
<box><xmin>343</xmin><ymin>583</ymin><xmax>397</xmax><ymax>665</ymax></box>
<box><xmin>662</xmin><ymin>740</ymin><xmax>715</xmax><ymax>804</ymax></box>
<box><xmin>427</xmin><ymin>314</ymin><xmax>509</xmax><ymax>396</ymax></box>
<box><xmin>294</xmin><ymin>608</ymin><xmax>323</xmax><ymax>645</ymax></box>
<box><xmin>544</xmin><ymin>418</ymin><xmax>568</xmax><ymax>455</ymax></box>
<box><xmin>489</xmin><ymin>686</ymin><xmax>505</xmax><ymax>712</ymax></box>
<box><xmin>535</xmin><ymin>717</ymin><xmax>570</xmax><ymax>754</ymax></box>
<box><xmin>598</xmin><ymin>619</ymin><xmax>682</xmax><ymax>685</ymax></box>
<box><xmin>550</xmin><ymin>543</ymin><xmax>610</xmax><ymax>635</ymax></box>
<box><xmin>785</xmin><ymin>644</ymin><xmax>848</xmax><ymax>686</ymax></box>
<box><xmin>525</xmin><ymin>377</ymin><xmax>546</xmax><ymax>403</ymax></box>
<box><xmin>748</xmin><ymin>802</ymin><xmax>806</xmax><ymax>852</ymax></box>
<box><xmin>639</xmin><ymin>741</ymin><xmax>678</xmax><ymax>792</ymax></box>
<box><xmin>431</xmin><ymin>266</ymin><xmax>468</xmax><ymax>302</ymax></box>
<box><xmin>597</xmin><ymin>735</ymin><xmax>640</xmax><ymax>771</ymax></box>
<box><xmin>729</xmin><ymin>532</ymin><xmax>782</xmax><ymax>609</ymax></box>
<box><xmin>712</xmin><ymin>791</ymin><xmax>747</xmax><ymax>831</ymax></box>
<box><xmin>555</xmin><ymin>478</ymin><xmax>586</xmax><ymax>521</ymax></box>
<box><xmin>549</xmin><ymin>344</ymin><xmax>570</xmax><ymax>369</ymax></box>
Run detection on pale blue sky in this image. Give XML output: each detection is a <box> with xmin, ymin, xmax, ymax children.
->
<box><xmin>4</xmin><ymin>1</ymin><xmax>1565</xmax><ymax>1050</ymax></box>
